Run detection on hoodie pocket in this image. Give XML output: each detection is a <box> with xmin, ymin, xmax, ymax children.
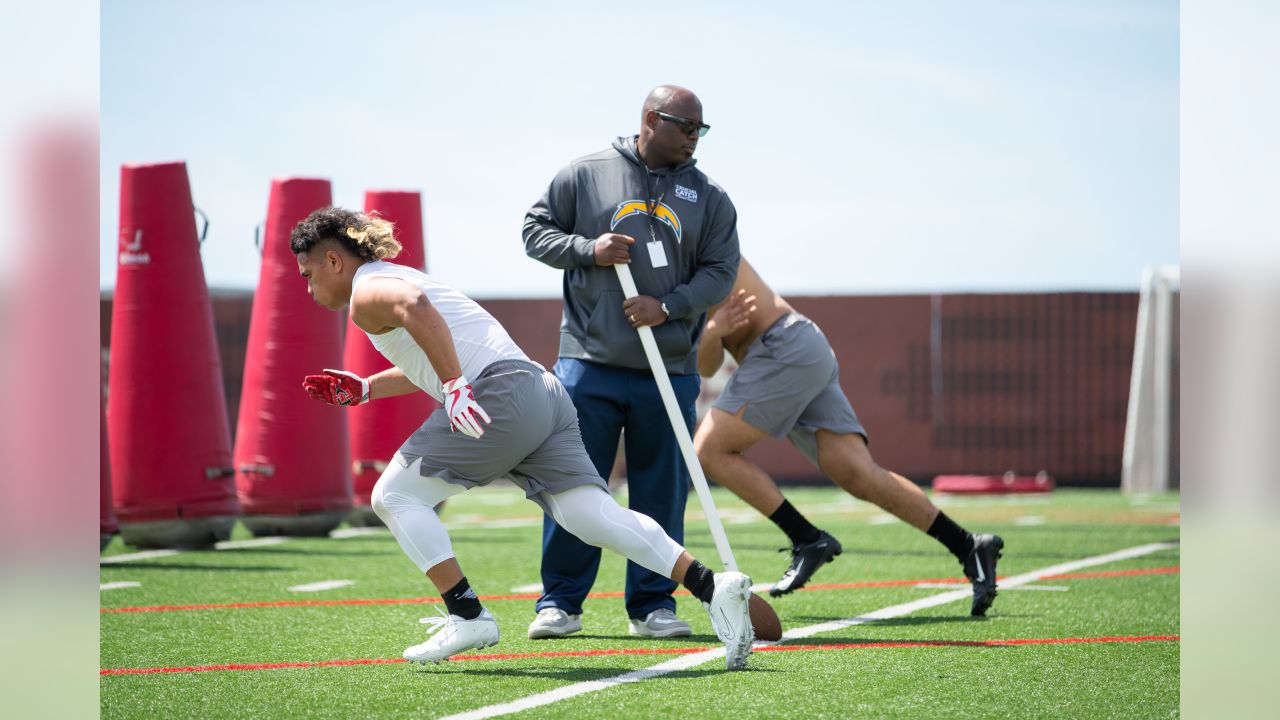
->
<box><xmin>652</xmin><ymin>317</ymin><xmax>693</xmax><ymax>363</ymax></box>
<box><xmin>583</xmin><ymin>290</ymin><xmax>692</xmax><ymax>368</ymax></box>
<box><xmin>584</xmin><ymin>290</ymin><xmax>643</xmax><ymax>364</ymax></box>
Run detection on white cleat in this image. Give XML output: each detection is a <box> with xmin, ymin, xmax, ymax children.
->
<box><xmin>704</xmin><ymin>571</ymin><xmax>754</xmax><ymax>670</ymax></box>
<box><xmin>404</xmin><ymin>607</ymin><xmax>500</xmax><ymax>664</ymax></box>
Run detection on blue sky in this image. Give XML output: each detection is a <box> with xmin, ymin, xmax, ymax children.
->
<box><xmin>101</xmin><ymin>0</ymin><xmax>1178</xmax><ymax>297</ymax></box>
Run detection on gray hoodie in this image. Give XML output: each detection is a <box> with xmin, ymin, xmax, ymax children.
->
<box><xmin>523</xmin><ymin>136</ymin><xmax>740</xmax><ymax>375</ymax></box>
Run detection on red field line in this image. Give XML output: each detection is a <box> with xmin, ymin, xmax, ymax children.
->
<box><xmin>101</xmin><ymin>566</ymin><xmax>1181</xmax><ymax>614</ymax></box>
<box><xmin>100</xmin><ymin>635</ymin><xmax>1179</xmax><ymax>675</ymax></box>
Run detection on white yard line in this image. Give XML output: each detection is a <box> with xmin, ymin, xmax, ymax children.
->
<box><xmin>510</xmin><ymin>583</ymin><xmax>543</xmax><ymax>593</ymax></box>
<box><xmin>442</xmin><ymin>649</ymin><xmax>727</xmax><ymax>720</ymax></box>
<box><xmin>288</xmin><ymin>579</ymin><xmax>354</xmax><ymax>593</ymax></box>
<box><xmin>100</xmin><ymin>549</ymin><xmax>180</xmax><ymax>564</ymax></box>
<box><xmin>868</xmin><ymin>514</ymin><xmax>898</xmax><ymax>525</ymax></box>
<box><xmin>101</xmin><ymin>536</ymin><xmax>287</xmax><ymax>564</ymax></box>
<box><xmin>913</xmin><ymin>582</ymin><xmax>1069</xmax><ymax>592</ymax></box>
<box><xmin>440</xmin><ymin>540</ymin><xmax>1177</xmax><ymax>720</ymax></box>
<box><xmin>99</xmin><ymin>581</ymin><xmax>141</xmax><ymax>591</ymax></box>
<box><xmin>1015</xmin><ymin>516</ymin><xmax>1047</xmax><ymax>526</ymax></box>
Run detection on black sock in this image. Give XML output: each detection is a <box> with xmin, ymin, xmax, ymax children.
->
<box><xmin>769</xmin><ymin>499</ymin><xmax>822</xmax><ymax>546</ymax></box>
<box><xmin>442</xmin><ymin>577</ymin><xmax>483</xmax><ymax>620</ymax></box>
<box><xmin>927</xmin><ymin>511</ymin><xmax>974</xmax><ymax>563</ymax></box>
<box><xmin>682</xmin><ymin>560</ymin><xmax>716</xmax><ymax>604</ymax></box>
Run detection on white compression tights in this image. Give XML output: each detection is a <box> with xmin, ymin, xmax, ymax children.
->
<box><xmin>370</xmin><ymin>458</ymin><xmax>685</xmax><ymax>578</ymax></box>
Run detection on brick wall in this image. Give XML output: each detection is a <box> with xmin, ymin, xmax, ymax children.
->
<box><xmin>101</xmin><ymin>290</ymin><xmax>1178</xmax><ymax>487</ymax></box>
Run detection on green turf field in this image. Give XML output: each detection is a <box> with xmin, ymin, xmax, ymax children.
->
<box><xmin>100</xmin><ymin>487</ymin><xmax>1180</xmax><ymax>719</ymax></box>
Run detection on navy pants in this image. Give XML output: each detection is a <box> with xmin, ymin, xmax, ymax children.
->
<box><xmin>536</xmin><ymin>358</ymin><xmax>699</xmax><ymax>619</ymax></box>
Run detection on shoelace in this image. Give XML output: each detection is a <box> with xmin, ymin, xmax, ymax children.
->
<box><xmin>418</xmin><ymin>607</ymin><xmax>456</xmax><ymax>637</ymax></box>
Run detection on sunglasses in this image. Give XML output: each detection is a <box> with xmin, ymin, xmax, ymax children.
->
<box><xmin>656</xmin><ymin>111</ymin><xmax>711</xmax><ymax>137</ymax></box>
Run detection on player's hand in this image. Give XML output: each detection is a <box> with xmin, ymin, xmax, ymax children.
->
<box><xmin>594</xmin><ymin>233</ymin><xmax>634</xmax><ymax>266</ymax></box>
<box><xmin>442</xmin><ymin>375</ymin><xmax>492</xmax><ymax>439</ymax></box>
<box><xmin>623</xmin><ymin>295</ymin><xmax>666</xmax><ymax>328</ymax></box>
<box><xmin>303</xmin><ymin>369</ymin><xmax>370</xmax><ymax>406</ymax></box>
<box><xmin>707</xmin><ymin>289</ymin><xmax>757</xmax><ymax>337</ymax></box>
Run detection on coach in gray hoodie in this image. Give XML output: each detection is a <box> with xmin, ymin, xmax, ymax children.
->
<box><xmin>523</xmin><ymin>85</ymin><xmax>740</xmax><ymax>640</ymax></box>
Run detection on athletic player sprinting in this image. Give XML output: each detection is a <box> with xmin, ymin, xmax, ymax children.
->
<box><xmin>292</xmin><ymin>207</ymin><xmax>754</xmax><ymax>667</ymax></box>
<box><xmin>694</xmin><ymin>257</ymin><xmax>1004</xmax><ymax>616</ymax></box>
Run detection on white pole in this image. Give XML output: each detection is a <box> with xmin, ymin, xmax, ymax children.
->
<box><xmin>613</xmin><ymin>264</ymin><xmax>739</xmax><ymax>572</ymax></box>
<box><xmin>1153</xmin><ymin>272</ymin><xmax>1173</xmax><ymax>493</ymax></box>
<box><xmin>1122</xmin><ymin>266</ymin><xmax>1155</xmax><ymax>494</ymax></box>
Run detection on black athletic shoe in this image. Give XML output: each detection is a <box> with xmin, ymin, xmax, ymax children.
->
<box><xmin>770</xmin><ymin>530</ymin><xmax>843</xmax><ymax>597</ymax></box>
<box><xmin>963</xmin><ymin>534</ymin><xmax>1004</xmax><ymax>616</ymax></box>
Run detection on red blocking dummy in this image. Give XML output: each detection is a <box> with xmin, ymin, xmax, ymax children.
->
<box><xmin>234</xmin><ymin>178</ymin><xmax>352</xmax><ymax>536</ymax></box>
<box><xmin>108</xmin><ymin>161</ymin><xmax>239</xmax><ymax>548</ymax></box>
<box><xmin>344</xmin><ymin>191</ymin><xmax>438</xmax><ymax>525</ymax></box>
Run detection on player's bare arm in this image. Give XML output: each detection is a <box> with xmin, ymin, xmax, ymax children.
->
<box><xmin>351</xmin><ymin>275</ymin><xmax>464</xmax><ymax>383</ymax></box>
<box><xmin>361</xmin><ymin>366</ymin><xmax>419</xmax><ymax>401</ymax></box>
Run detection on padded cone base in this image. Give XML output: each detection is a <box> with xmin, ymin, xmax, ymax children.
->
<box><xmin>242</xmin><ymin>512</ymin><xmax>347</xmax><ymax>538</ymax></box>
<box><xmin>120</xmin><ymin>516</ymin><xmax>237</xmax><ymax>549</ymax></box>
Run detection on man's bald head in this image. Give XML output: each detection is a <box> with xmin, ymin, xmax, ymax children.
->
<box><xmin>636</xmin><ymin>85</ymin><xmax>706</xmax><ymax>169</ymax></box>
<box><xmin>641</xmin><ymin>85</ymin><xmax>702</xmax><ymax>120</ymax></box>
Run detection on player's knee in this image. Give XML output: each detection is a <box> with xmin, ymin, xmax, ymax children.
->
<box><xmin>370</xmin><ymin>465</ymin><xmax>410</xmax><ymax>521</ymax></box>
<box><xmin>559</xmin><ymin>514</ymin><xmax>607</xmax><ymax>549</ymax></box>
<box><xmin>369</xmin><ymin>478</ymin><xmax>393</xmax><ymax>521</ymax></box>
<box><xmin>821</xmin><ymin>448</ymin><xmax>878</xmax><ymax>497</ymax></box>
<box><xmin>694</xmin><ymin>432</ymin><xmax>729</xmax><ymax>468</ymax></box>
<box><xmin>694</xmin><ymin>440</ymin><xmax>716</xmax><ymax>468</ymax></box>
<box><xmin>831</xmin><ymin>469</ymin><xmax>871</xmax><ymax>499</ymax></box>
<box><xmin>554</xmin><ymin>490</ymin><xmax>627</xmax><ymax>550</ymax></box>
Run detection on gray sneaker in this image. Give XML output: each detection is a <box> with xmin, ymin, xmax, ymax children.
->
<box><xmin>628</xmin><ymin>608</ymin><xmax>692</xmax><ymax>638</ymax></box>
<box><xmin>527</xmin><ymin>607</ymin><xmax>582</xmax><ymax>639</ymax></box>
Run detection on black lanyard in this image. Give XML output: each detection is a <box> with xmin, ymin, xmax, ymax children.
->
<box><xmin>642</xmin><ymin>168</ymin><xmax>668</xmax><ymax>245</ymax></box>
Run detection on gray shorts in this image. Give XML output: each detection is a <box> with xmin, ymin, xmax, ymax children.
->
<box><xmin>393</xmin><ymin>360</ymin><xmax>607</xmax><ymax>512</ymax></box>
<box><xmin>712</xmin><ymin>313</ymin><xmax>867</xmax><ymax>466</ymax></box>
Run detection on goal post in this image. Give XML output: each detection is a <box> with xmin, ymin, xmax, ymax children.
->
<box><xmin>1122</xmin><ymin>265</ymin><xmax>1180</xmax><ymax>494</ymax></box>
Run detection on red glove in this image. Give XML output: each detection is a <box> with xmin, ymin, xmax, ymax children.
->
<box><xmin>442</xmin><ymin>375</ymin><xmax>491</xmax><ymax>438</ymax></box>
<box><xmin>303</xmin><ymin>369</ymin><xmax>370</xmax><ymax>406</ymax></box>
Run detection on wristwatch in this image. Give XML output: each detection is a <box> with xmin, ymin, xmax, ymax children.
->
<box><xmin>660</xmin><ymin>302</ymin><xmax>670</xmax><ymax>318</ymax></box>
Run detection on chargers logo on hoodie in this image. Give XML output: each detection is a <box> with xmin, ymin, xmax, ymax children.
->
<box><xmin>610</xmin><ymin>200</ymin><xmax>683</xmax><ymax>244</ymax></box>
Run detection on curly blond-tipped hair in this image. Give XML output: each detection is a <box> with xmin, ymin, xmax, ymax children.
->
<box><xmin>290</xmin><ymin>206</ymin><xmax>402</xmax><ymax>261</ymax></box>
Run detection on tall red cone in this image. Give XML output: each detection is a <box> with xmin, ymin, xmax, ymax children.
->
<box><xmin>344</xmin><ymin>191</ymin><xmax>438</xmax><ymax>525</ymax></box>
<box><xmin>109</xmin><ymin>161</ymin><xmax>239</xmax><ymax>548</ymax></box>
<box><xmin>234</xmin><ymin>178</ymin><xmax>352</xmax><ymax>536</ymax></box>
